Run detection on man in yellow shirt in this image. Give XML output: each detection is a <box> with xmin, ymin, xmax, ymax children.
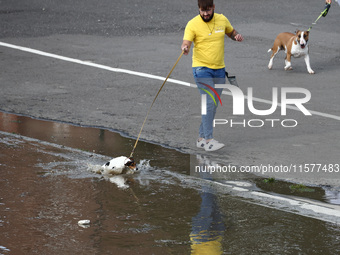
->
<box><xmin>181</xmin><ymin>0</ymin><xmax>243</xmax><ymax>151</ymax></box>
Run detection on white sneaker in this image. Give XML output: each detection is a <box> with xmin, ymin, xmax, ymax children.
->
<box><xmin>205</xmin><ymin>139</ymin><xmax>225</xmax><ymax>151</ymax></box>
<box><xmin>196</xmin><ymin>138</ymin><xmax>206</xmax><ymax>149</ymax></box>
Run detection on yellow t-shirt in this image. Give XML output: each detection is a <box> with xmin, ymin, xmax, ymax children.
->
<box><xmin>183</xmin><ymin>13</ymin><xmax>234</xmax><ymax>69</ymax></box>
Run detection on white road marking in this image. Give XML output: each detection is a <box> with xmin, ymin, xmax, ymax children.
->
<box><xmin>167</xmin><ymin>169</ymin><xmax>340</xmax><ymax>224</ymax></box>
<box><xmin>1</xmin><ymin>41</ymin><xmax>340</xmax><ymax>121</ymax></box>
<box><xmin>0</xmin><ymin>41</ymin><xmax>189</xmax><ymax>86</ymax></box>
<box><xmin>213</xmin><ymin>180</ymin><xmax>340</xmax><ymax>224</ymax></box>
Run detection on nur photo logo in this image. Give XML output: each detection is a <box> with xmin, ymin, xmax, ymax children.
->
<box><xmin>199</xmin><ymin>83</ymin><xmax>223</xmax><ymax>115</ymax></box>
<box><xmin>200</xmin><ymin>84</ymin><xmax>312</xmax><ymax>128</ymax></box>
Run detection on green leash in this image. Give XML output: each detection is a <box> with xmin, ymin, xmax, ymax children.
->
<box><xmin>308</xmin><ymin>3</ymin><xmax>331</xmax><ymax>31</ymax></box>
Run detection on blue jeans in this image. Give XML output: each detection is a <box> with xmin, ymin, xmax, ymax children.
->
<box><xmin>193</xmin><ymin>67</ymin><xmax>225</xmax><ymax>140</ymax></box>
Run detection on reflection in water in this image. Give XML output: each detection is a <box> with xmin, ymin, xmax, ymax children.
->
<box><xmin>191</xmin><ymin>171</ymin><xmax>225</xmax><ymax>254</ymax></box>
<box><xmin>2</xmin><ymin>112</ymin><xmax>340</xmax><ymax>254</ymax></box>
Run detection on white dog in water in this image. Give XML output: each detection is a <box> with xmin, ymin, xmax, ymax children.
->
<box><xmin>100</xmin><ymin>156</ymin><xmax>138</xmax><ymax>175</ymax></box>
<box><xmin>89</xmin><ymin>156</ymin><xmax>138</xmax><ymax>189</ymax></box>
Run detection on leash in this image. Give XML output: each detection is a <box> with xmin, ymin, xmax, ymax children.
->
<box><xmin>129</xmin><ymin>51</ymin><xmax>184</xmax><ymax>158</ymax></box>
<box><xmin>308</xmin><ymin>3</ymin><xmax>331</xmax><ymax>31</ymax></box>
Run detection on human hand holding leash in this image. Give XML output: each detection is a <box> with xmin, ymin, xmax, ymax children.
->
<box><xmin>181</xmin><ymin>40</ymin><xmax>192</xmax><ymax>55</ymax></box>
<box><xmin>182</xmin><ymin>46</ymin><xmax>189</xmax><ymax>55</ymax></box>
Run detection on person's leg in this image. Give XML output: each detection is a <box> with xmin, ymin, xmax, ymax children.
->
<box><xmin>193</xmin><ymin>67</ymin><xmax>216</xmax><ymax>140</ymax></box>
<box><xmin>193</xmin><ymin>67</ymin><xmax>226</xmax><ymax>151</ymax></box>
<box><xmin>203</xmin><ymin>68</ymin><xmax>226</xmax><ymax>151</ymax></box>
<box><xmin>211</xmin><ymin>68</ymin><xmax>226</xmax><ymax>122</ymax></box>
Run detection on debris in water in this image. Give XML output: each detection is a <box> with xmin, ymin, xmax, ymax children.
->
<box><xmin>78</xmin><ymin>220</ymin><xmax>91</xmax><ymax>228</ymax></box>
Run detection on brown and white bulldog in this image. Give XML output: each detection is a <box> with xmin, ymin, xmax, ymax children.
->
<box><xmin>268</xmin><ymin>30</ymin><xmax>314</xmax><ymax>74</ymax></box>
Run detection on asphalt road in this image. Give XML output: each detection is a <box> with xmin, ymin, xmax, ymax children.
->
<box><xmin>1</xmin><ymin>0</ymin><xmax>340</xmax><ymax>187</ymax></box>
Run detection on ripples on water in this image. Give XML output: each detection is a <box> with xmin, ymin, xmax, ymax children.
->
<box><xmin>1</xmin><ymin>113</ymin><xmax>340</xmax><ymax>254</ymax></box>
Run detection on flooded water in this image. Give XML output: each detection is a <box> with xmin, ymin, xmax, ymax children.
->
<box><xmin>1</xmin><ymin>112</ymin><xmax>340</xmax><ymax>254</ymax></box>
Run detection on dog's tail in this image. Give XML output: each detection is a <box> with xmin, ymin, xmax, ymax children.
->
<box><xmin>268</xmin><ymin>48</ymin><xmax>272</xmax><ymax>53</ymax></box>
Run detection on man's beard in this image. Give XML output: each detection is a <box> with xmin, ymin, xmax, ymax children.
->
<box><xmin>200</xmin><ymin>11</ymin><xmax>214</xmax><ymax>22</ymax></box>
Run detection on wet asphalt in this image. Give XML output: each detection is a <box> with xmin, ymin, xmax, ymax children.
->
<box><xmin>1</xmin><ymin>0</ymin><xmax>340</xmax><ymax>187</ymax></box>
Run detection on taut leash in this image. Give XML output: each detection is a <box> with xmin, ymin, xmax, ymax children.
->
<box><xmin>129</xmin><ymin>51</ymin><xmax>184</xmax><ymax>158</ymax></box>
<box><xmin>308</xmin><ymin>3</ymin><xmax>331</xmax><ymax>31</ymax></box>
